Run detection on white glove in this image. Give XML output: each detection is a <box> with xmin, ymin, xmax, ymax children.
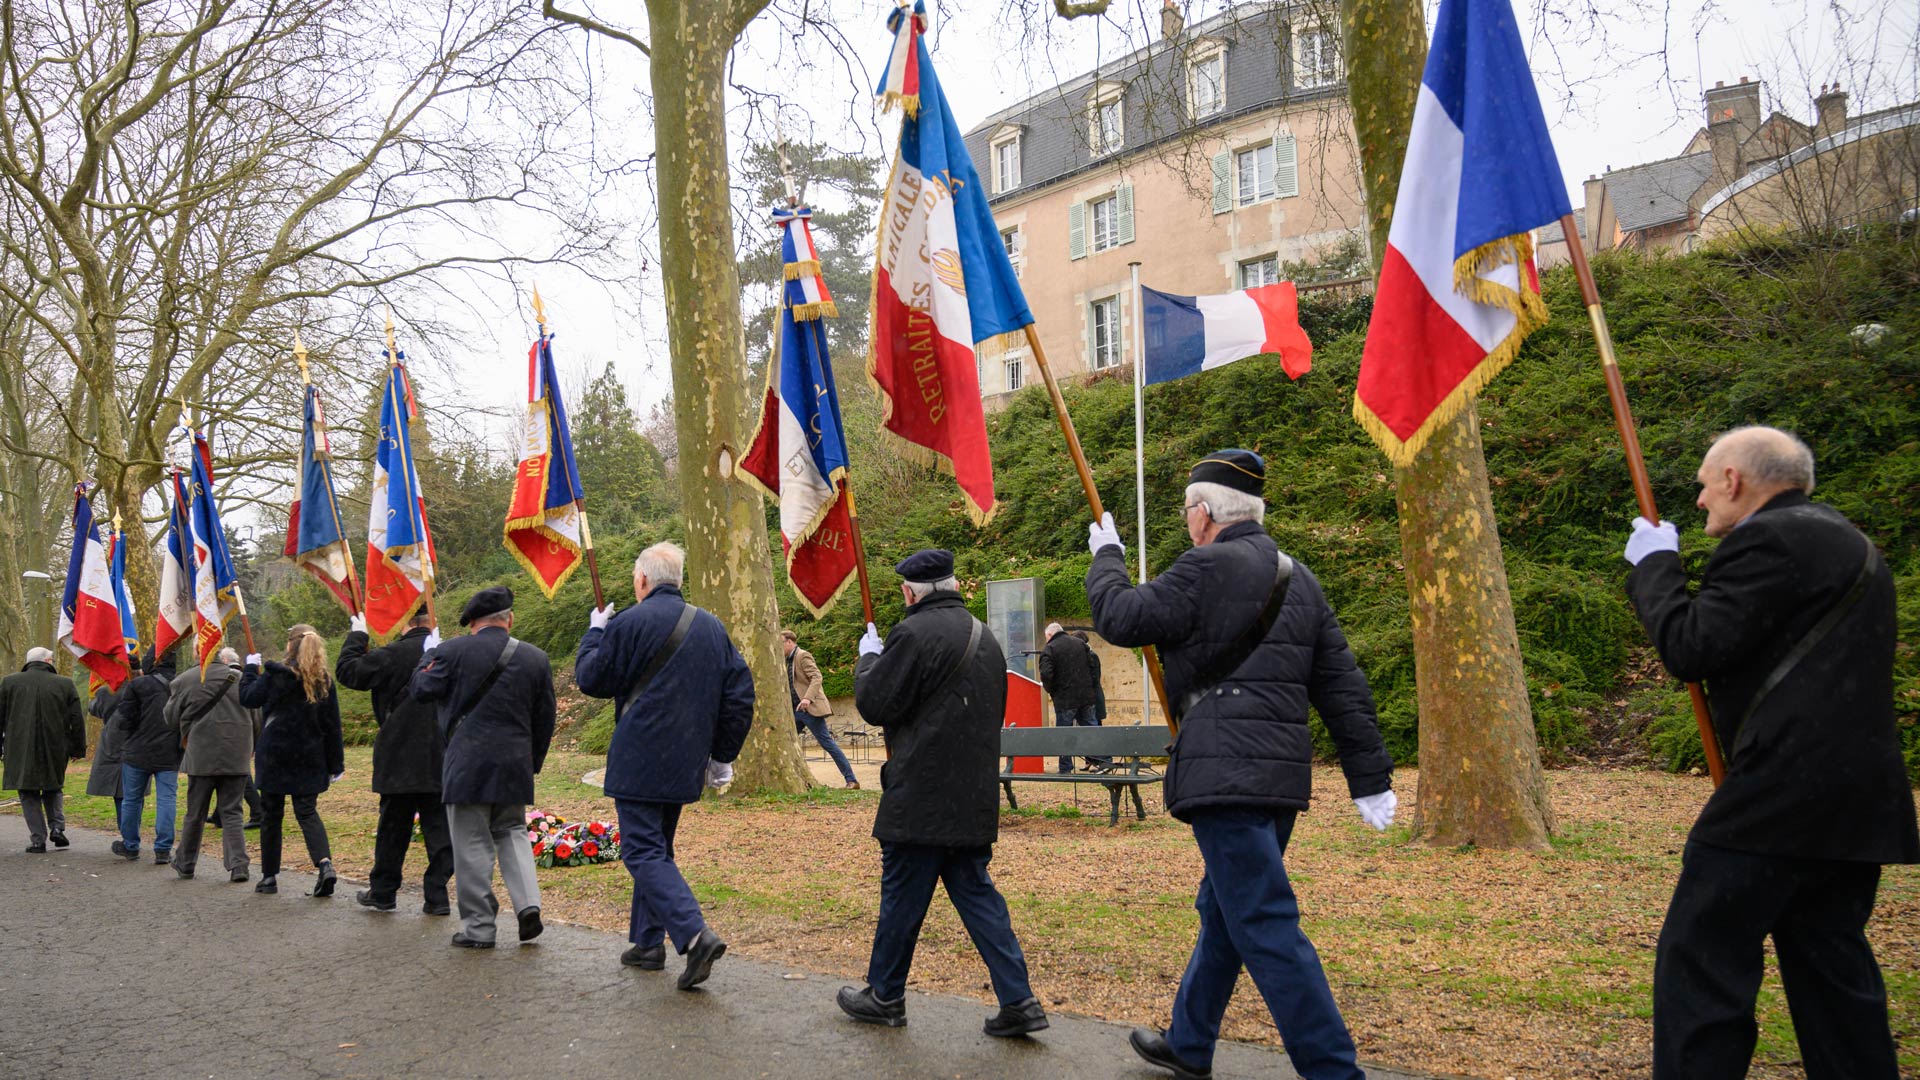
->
<box><xmin>1087</xmin><ymin>512</ymin><xmax>1123</xmax><ymax>556</ymax></box>
<box><xmin>1624</xmin><ymin>516</ymin><xmax>1680</xmax><ymax>566</ymax></box>
<box><xmin>349</xmin><ymin>613</ymin><xmax>367</xmax><ymax>634</ymax></box>
<box><xmin>423</xmin><ymin>629</ymin><xmax>442</xmax><ymax>653</ymax></box>
<box><xmin>858</xmin><ymin>622</ymin><xmax>883</xmax><ymax>657</ymax></box>
<box><xmin>705</xmin><ymin>758</ymin><xmax>734</xmax><ymax>789</ymax></box>
<box><xmin>329</xmin><ymin>771</ymin><xmax>345</xmax><ymax>784</ymax></box>
<box><xmin>244</xmin><ymin>653</ymin><xmax>263</xmax><ymax>668</ymax></box>
<box><xmin>1354</xmin><ymin>789</ymin><xmax>1398</xmax><ymax>831</ymax></box>
<box><xmin>590</xmin><ymin>604</ymin><xmax>614</xmax><ymax>630</ymax></box>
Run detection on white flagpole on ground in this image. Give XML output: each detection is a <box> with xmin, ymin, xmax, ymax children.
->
<box><xmin>1130</xmin><ymin>260</ymin><xmax>1150</xmax><ymax>726</ymax></box>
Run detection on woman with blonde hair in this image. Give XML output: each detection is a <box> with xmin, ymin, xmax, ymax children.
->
<box><xmin>240</xmin><ymin>624</ymin><xmax>345</xmax><ymax>896</ymax></box>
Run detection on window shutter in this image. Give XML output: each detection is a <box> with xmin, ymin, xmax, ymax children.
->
<box><xmin>1068</xmin><ymin>201</ymin><xmax>1087</xmax><ymax>260</ymax></box>
<box><xmin>1211</xmin><ymin>152</ymin><xmax>1230</xmax><ymax>214</ymax></box>
<box><xmin>1274</xmin><ymin>134</ymin><xmax>1299</xmax><ymax>198</ymax></box>
<box><xmin>1117</xmin><ymin>183</ymin><xmax>1135</xmax><ymax>245</ymax></box>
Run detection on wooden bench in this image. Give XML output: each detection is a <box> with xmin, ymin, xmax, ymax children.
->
<box><xmin>998</xmin><ymin>724</ymin><xmax>1170</xmax><ymax>826</ymax></box>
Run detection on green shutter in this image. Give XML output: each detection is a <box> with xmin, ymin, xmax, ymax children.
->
<box><xmin>1275</xmin><ymin>134</ymin><xmax>1299</xmax><ymax>198</ymax></box>
<box><xmin>1211</xmin><ymin>151</ymin><xmax>1230</xmax><ymax>214</ymax></box>
<box><xmin>1117</xmin><ymin>183</ymin><xmax>1135</xmax><ymax>245</ymax></box>
<box><xmin>1068</xmin><ymin>201</ymin><xmax>1086</xmax><ymax>260</ymax></box>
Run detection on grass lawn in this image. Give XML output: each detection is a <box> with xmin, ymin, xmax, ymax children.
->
<box><xmin>38</xmin><ymin>754</ymin><xmax>1918</xmax><ymax>1079</ymax></box>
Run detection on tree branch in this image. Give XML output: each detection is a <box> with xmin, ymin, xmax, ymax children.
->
<box><xmin>541</xmin><ymin>1</ymin><xmax>650</xmax><ymax>56</ymax></box>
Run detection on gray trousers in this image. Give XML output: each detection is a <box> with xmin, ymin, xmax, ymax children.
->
<box><xmin>176</xmin><ymin>774</ymin><xmax>250</xmax><ymax>874</ymax></box>
<box><xmin>20</xmin><ymin>789</ymin><xmax>64</xmax><ymax>846</ymax></box>
<box><xmin>447</xmin><ymin>803</ymin><xmax>541</xmax><ymax>942</ymax></box>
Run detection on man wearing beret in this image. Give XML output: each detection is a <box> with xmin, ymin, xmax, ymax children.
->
<box><xmin>1087</xmin><ymin>449</ymin><xmax>1395</xmax><ymax>1080</ymax></box>
<box><xmin>836</xmin><ymin>549</ymin><xmax>1048</xmax><ymax>1038</ymax></box>
<box><xmin>411</xmin><ymin>585</ymin><xmax>556</xmax><ymax>949</ymax></box>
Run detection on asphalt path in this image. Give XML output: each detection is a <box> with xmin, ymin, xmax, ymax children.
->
<box><xmin>0</xmin><ymin>814</ymin><xmax>1436</xmax><ymax>1080</ymax></box>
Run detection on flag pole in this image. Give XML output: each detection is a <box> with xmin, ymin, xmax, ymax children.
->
<box><xmin>293</xmin><ymin>331</ymin><xmax>363</xmax><ymax>616</ymax></box>
<box><xmin>1558</xmin><ymin>213</ymin><xmax>1724</xmax><ymax>787</ymax></box>
<box><xmin>1128</xmin><ymin>261</ymin><xmax>1153</xmax><ymax>729</ymax></box>
<box><xmin>1020</xmin><ymin>323</ymin><xmax>1179</xmax><ymax>738</ymax></box>
<box><xmin>385</xmin><ymin>307</ymin><xmax>439</xmax><ymax>631</ymax></box>
<box><xmin>531</xmin><ymin>285</ymin><xmax>605</xmax><ymax>610</ymax></box>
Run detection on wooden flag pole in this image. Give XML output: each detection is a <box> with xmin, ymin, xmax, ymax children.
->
<box><xmin>531</xmin><ymin>284</ymin><xmax>606</xmax><ymax>610</ymax></box>
<box><xmin>293</xmin><ymin>331</ymin><xmax>363</xmax><ymax>616</ymax></box>
<box><xmin>385</xmin><ymin>307</ymin><xmax>439</xmax><ymax>631</ymax></box>
<box><xmin>1559</xmin><ymin>213</ymin><xmax>1724</xmax><ymax>787</ymax></box>
<box><xmin>1021</xmin><ymin>323</ymin><xmax>1179</xmax><ymax>738</ymax></box>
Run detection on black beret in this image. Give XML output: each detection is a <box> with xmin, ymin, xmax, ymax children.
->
<box><xmin>459</xmin><ymin>585</ymin><xmax>514</xmax><ymax>626</ymax></box>
<box><xmin>1189</xmin><ymin>448</ymin><xmax>1266</xmax><ymax>497</ymax></box>
<box><xmin>893</xmin><ymin>548</ymin><xmax>955</xmax><ymax>583</ymax></box>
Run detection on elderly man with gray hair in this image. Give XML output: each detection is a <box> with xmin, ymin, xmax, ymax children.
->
<box><xmin>1</xmin><ymin>647</ymin><xmax>86</xmax><ymax>853</ymax></box>
<box><xmin>165</xmin><ymin>645</ymin><xmax>257</xmax><ymax>881</ymax></box>
<box><xmin>1625</xmin><ymin>425</ymin><xmax>1919</xmax><ymax>1080</ymax></box>
<box><xmin>576</xmin><ymin>541</ymin><xmax>754</xmax><ymax>990</ymax></box>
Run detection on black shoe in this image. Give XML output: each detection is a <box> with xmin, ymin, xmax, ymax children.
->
<box><xmin>110</xmin><ymin>840</ymin><xmax>139</xmax><ymax>861</ymax></box>
<box><xmin>423</xmin><ymin>902</ymin><xmax>451</xmax><ymax>917</ymax></box>
<box><xmin>518</xmin><ymin>907</ymin><xmax>543</xmax><ymax>942</ymax></box>
<box><xmin>676</xmin><ymin>928</ymin><xmax>726</xmax><ymax>990</ymax></box>
<box><xmin>621</xmin><ymin>944</ymin><xmax>666</xmax><ymax>970</ymax></box>
<box><xmin>311</xmin><ymin>859</ymin><xmax>336</xmax><ymax>898</ymax></box>
<box><xmin>355</xmin><ymin>890</ymin><xmax>396</xmax><ymax>912</ymax></box>
<box><xmin>25</xmin><ymin>843</ymin><xmax>46</xmax><ymax>854</ymax></box>
<box><xmin>451</xmin><ymin>932</ymin><xmax>495</xmax><ymax>949</ymax></box>
<box><xmin>836</xmin><ymin>985</ymin><xmax>907</xmax><ymax>1027</ymax></box>
<box><xmin>984</xmin><ymin>997</ymin><xmax>1049</xmax><ymax>1037</ymax></box>
<box><xmin>49</xmin><ymin>832</ymin><xmax>68</xmax><ymax>849</ymax></box>
<box><xmin>230</xmin><ymin>868</ymin><xmax>249</xmax><ymax>883</ymax></box>
<box><xmin>154</xmin><ymin>850</ymin><xmax>171</xmax><ymax>866</ymax></box>
<box><xmin>174</xmin><ymin>864</ymin><xmax>194</xmax><ymax>880</ymax></box>
<box><xmin>256</xmin><ymin>875</ymin><xmax>278</xmax><ymax>895</ymax></box>
<box><xmin>243</xmin><ymin>819</ymin><xmax>262</xmax><ymax>830</ymax></box>
<box><xmin>204</xmin><ymin>815</ymin><xmax>221</xmax><ymax>827</ymax></box>
<box><xmin>1129</xmin><ymin>1028</ymin><xmax>1211</xmax><ymax>1079</ymax></box>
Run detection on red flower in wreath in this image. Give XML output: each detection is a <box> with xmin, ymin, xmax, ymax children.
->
<box><xmin>555</xmin><ymin>843</ymin><xmax>574</xmax><ymax>860</ymax></box>
<box><xmin>588</xmin><ymin>821</ymin><xmax>607</xmax><ymax>837</ymax></box>
<box><xmin>581</xmin><ymin>841</ymin><xmax>600</xmax><ymax>858</ymax></box>
<box><xmin>532</xmin><ymin>840</ymin><xmax>546</xmax><ymax>856</ymax></box>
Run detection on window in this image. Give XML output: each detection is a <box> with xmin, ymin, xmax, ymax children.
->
<box><xmin>993</xmin><ymin>136</ymin><xmax>1021</xmax><ymax>193</ymax></box>
<box><xmin>1089</xmin><ymin>194</ymin><xmax>1119</xmax><ymax>252</ymax></box>
<box><xmin>1189</xmin><ymin>51</ymin><xmax>1224</xmax><ymax>117</ymax></box>
<box><xmin>1237</xmin><ymin>143</ymin><xmax>1276</xmax><ymax>206</ymax></box>
<box><xmin>1230</xmin><ymin>136</ymin><xmax>1298</xmax><ymax>207</ymax></box>
<box><xmin>1239</xmin><ymin>255</ymin><xmax>1280</xmax><ymax>288</ymax></box>
<box><xmin>1092</xmin><ymin>95</ymin><xmax>1124</xmax><ymax>155</ymax></box>
<box><xmin>1295</xmin><ymin>25</ymin><xmax>1342</xmax><ymax>89</ymax></box>
<box><xmin>1090</xmin><ymin>296</ymin><xmax>1122</xmax><ymax>370</ymax></box>
<box><xmin>1005</xmin><ymin>352</ymin><xmax>1026</xmax><ymax>391</ymax></box>
<box><xmin>1070</xmin><ymin>184</ymin><xmax>1133</xmax><ymax>258</ymax></box>
<box><xmin>1001</xmin><ymin>226</ymin><xmax>1023</xmax><ymax>276</ymax></box>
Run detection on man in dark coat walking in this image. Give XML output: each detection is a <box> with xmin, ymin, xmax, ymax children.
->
<box><xmin>836</xmin><ymin>549</ymin><xmax>1047</xmax><ymax>1038</ymax></box>
<box><xmin>165</xmin><ymin>647</ymin><xmax>256</xmax><ymax>881</ymax></box>
<box><xmin>412</xmin><ymin>587</ymin><xmax>555</xmax><ymax>949</ymax></box>
<box><xmin>1</xmin><ymin>648</ymin><xmax>87</xmax><ymax>852</ymax></box>
<box><xmin>1038</xmin><ymin>622</ymin><xmax>1107</xmax><ymax>772</ymax></box>
<box><xmin>338</xmin><ymin>608</ymin><xmax>454</xmax><ymax>915</ymax></box>
<box><xmin>113</xmin><ymin>647</ymin><xmax>181</xmax><ymax>864</ymax></box>
<box><xmin>1624</xmin><ymin>426</ymin><xmax>1920</xmax><ymax>1080</ymax></box>
<box><xmin>576</xmin><ymin>541</ymin><xmax>753</xmax><ymax>990</ymax></box>
<box><xmin>1088</xmin><ymin>450</ymin><xmax>1395</xmax><ymax>1080</ymax></box>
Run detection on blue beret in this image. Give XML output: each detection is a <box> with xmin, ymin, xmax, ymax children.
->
<box><xmin>893</xmin><ymin>548</ymin><xmax>955</xmax><ymax>583</ymax></box>
<box><xmin>1189</xmin><ymin>448</ymin><xmax>1265</xmax><ymax>497</ymax></box>
<box><xmin>459</xmin><ymin>585</ymin><xmax>514</xmax><ymax>626</ymax></box>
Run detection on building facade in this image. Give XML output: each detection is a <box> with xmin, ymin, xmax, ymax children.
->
<box><xmin>962</xmin><ymin>0</ymin><xmax>1369</xmax><ymax>404</ymax></box>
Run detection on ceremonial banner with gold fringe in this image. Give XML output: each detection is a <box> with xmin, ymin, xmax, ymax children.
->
<box><xmin>284</xmin><ymin>382</ymin><xmax>360</xmax><ymax>613</ymax></box>
<box><xmin>364</xmin><ymin>361</ymin><xmax>435</xmax><ymax>639</ymax></box>
<box><xmin>1352</xmin><ymin>0</ymin><xmax>1571</xmax><ymax>466</ymax></box>
<box><xmin>56</xmin><ymin>484</ymin><xmax>132</xmax><ymax>692</ymax></box>
<box><xmin>186</xmin><ymin>431</ymin><xmax>245</xmax><ymax>673</ymax></box>
<box><xmin>503</xmin><ymin>333</ymin><xmax>585</xmax><ymax>599</ymax></box>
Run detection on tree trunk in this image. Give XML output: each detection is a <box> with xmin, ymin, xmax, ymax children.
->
<box><xmin>646</xmin><ymin>0</ymin><xmax>810</xmax><ymax>794</ymax></box>
<box><xmin>1342</xmin><ymin>0</ymin><xmax>1552</xmax><ymax>849</ymax></box>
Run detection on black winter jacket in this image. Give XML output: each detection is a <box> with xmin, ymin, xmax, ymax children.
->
<box><xmin>1038</xmin><ymin>631</ymin><xmax>1099</xmax><ymax>711</ymax></box>
<box><xmin>411</xmin><ymin>627</ymin><xmax>555</xmax><ymax>806</ymax></box>
<box><xmin>114</xmin><ymin>662</ymin><xmax>180</xmax><ymax>772</ymax></box>
<box><xmin>1088</xmin><ymin>520</ymin><xmax>1392</xmax><ymax>821</ymax></box>
<box><xmin>240</xmin><ymin>663</ymin><xmax>345</xmax><ymax>796</ymax></box>
<box><xmin>854</xmin><ymin>592</ymin><xmax>1008</xmax><ymax>848</ymax></box>
<box><xmin>336</xmin><ymin>628</ymin><xmax>442</xmax><ymax>795</ymax></box>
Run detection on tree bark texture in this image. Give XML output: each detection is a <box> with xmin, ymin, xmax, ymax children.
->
<box><xmin>1342</xmin><ymin>0</ymin><xmax>1552</xmax><ymax>848</ymax></box>
<box><xmin>646</xmin><ymin>0</ymin><xmax>811</xmax><ymax>794</ymax></box>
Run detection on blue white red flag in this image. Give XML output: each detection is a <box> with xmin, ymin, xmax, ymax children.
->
<box><xmin>187</xmin><ymin>431</ymin><xmax>244</xmax><ymax>673</ymax></box>
<box><xmin>109</xmin><ymin>523</ymin><xmax>139</xmax><ymax>682</ymax></box>
<box><xmin>1353</xmin><ymin>0</ymin><xmax>1571</xmax><ymax>465</ymax></box>
<box><xmin>504</xmin><ymin>335</ymin><xmax>585</xmax><ymax>598</ymax></box>
<box><xmin>737</xmin><ymin>205</ymin><xmax>861</xmax><ymax>617</ymax></box>
<box><xmin>1141</xmin><ymin>282</ymin><xmax>1313</xmax><ymax>385</ymax></box>
<box><xmin>154</xmin><ymin>469</ymin><xmax>195</xmax><ymax>660</ymax></box>
<box><xmin>364</xmin><ymin>361</ymin><xmax>434</xmax><ymax>639</ymax></box>
<box><xmin>56</xmin><ymin>484</ymin><xmax>132</xmax><ymax>690</ymax></box>
<box><xmin>284</xmin><ymin>384</ymin><xmax>359</xmax><ymax>613</ymax></box>
<box><xmin>870</xmin><ymin>0</ymin><xmax>1030</xmax><ymax>525</ymax></box>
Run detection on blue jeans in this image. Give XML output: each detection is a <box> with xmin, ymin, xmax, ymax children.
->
<box><xmin>118</xmin><ymin>764</ymin><xmax>178</xmax><ymax>855</ymax></box>
<box><xmin>615</xmin><ymin>799</ymin><xmax>706</xmax><ymax>953</ymax></box>
<box><xmin>797</xmin><ymin>710</ymin><xmax>857</xmax><ymax>784</ymax></box>
<box><xmin>866</xmin><ymin>842</ymin><xmax>1034</xmax><ymax>1006</ymax></box>
<box><xmin>1054</xmin><ymin>703</ymin><xmax>1109</xmax><ymax>772</ymax></box>
<box><xmin>1168</xmin><ymin>807</ymin><xmax>1362</xmax><ymax>1079</ymax></box>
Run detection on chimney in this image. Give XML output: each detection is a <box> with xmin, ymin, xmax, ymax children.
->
<box><xmin>1815</xmin><ymin>84</ymin><xmax>1848</xmax><ymax>139</ymax></box>
<box><xmin>1703</xmin><ymin>76</ymin><xmax>1763</xmax><ymax>143</ymax></box>
<box><xmin>1161</xmin><ymin>0</ymin><xmax>1183</xmax><ymax>41</ymax></box>
<box><xmin>1708</xmin><ymin>117</ymin><xmax>1742</xmax><ymax>187</ymax></box>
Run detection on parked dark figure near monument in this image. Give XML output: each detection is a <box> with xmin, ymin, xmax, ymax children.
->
<box><xmin>112</xmin><ymin>647</ymin><xmax>180</xmax><ymax>864</ymax></box>
<box><xmin>838</xmin><ymin>548</ymin><xmax>1049</xmax><ymax>1039</ymax></box>
<box><xmin>166</xmin><ymin>647</ymin><xmax>257</xmax><ymax>882</ymax></box>
<box><xmin>241</xmin><ymin>626</ymin><xmax>345</xmax><ymax>898</ymax></box>
<box><xmin>1</xmin><ymin>648</ymin><xmax>86</xmax><ymax>853</ymax></box>
<box><xmin>338</xmin><ymin>609</ymin><xmax>454</xmax><ymax>916</ymax></box>
<box><xmin>1624</xmin><ymin>425</ymin><xmax>1920</xmax><ymax>1080</ymax></box>
<box><xmin>1088</xmin><ymin>449</ymin><xmax>1396</xmax><ymax>1080</ymax></box>
<box><xmin>1039</xmin><ymin>622</ymin><xmax>1107</xmax><ymax>772</ymax></box>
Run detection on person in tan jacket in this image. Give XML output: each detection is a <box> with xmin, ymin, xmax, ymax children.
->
<box><xmin>782</xmin><ymin>630</ymin><xmax>858</xmax><ymax>788</ymax></box>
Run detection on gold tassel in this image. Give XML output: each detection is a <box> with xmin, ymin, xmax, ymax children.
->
<box><xmin>783</xmin><ymin>259</ymin><xmax>823</xmax><ymax>282</ymax></box>
<box><xmin>790</xmin><ymin>300</ymin><xmax>839</xmax><ymax>322</ymax></box>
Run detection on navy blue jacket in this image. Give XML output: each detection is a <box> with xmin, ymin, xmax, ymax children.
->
<box><xmin>239</xmin><ymin>663</ymin><xmax>344</xmax><ymax>797</ymax></box>
<box><xmin>410</xmin><ymin>627</ymin><xmax>556</xmax><ymax>806</ymax></box>
<box><xmin>575</xmin><ymin>584</ymin><xmax>754</xmax><ymax>805</ymax></box>
<box><xmin>1088</xmin><ymin>520</ymin><xmax>1392</xmax><ymax>821</ymax></box>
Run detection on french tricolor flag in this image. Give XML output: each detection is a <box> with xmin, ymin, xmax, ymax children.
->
<box><xmin>1353</xmin><ymin>0</ymin><xmax>1571</xmax><ymax>466</ymax></box>
<box><xmin>1141</xmin><ymin>282</ymin><xmax>1313</xmax><ymax>385</ymax></box>
<box><xmin>56</xmin><ymin>484</ymin><xmax>131</xmax><ymax>691</ymax></box>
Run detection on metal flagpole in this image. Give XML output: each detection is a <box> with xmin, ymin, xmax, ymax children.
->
<box><xmin>1558</xmin><ymin>213</ymin><xmax>1724</xmax><ymax>787</ymax></box>
<box><xmin>531</xmin><ymin>284</ymin><xmax>605</xmax><ymax>610</ymax></box>
<box><xmin>1129</xmin><ymin>261</ymin><xmax>1152</xmax><ymax>728</ymax></box>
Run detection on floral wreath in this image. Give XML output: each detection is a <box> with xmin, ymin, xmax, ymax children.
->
<box><xmin>526</xmin><ymin>809</ymin><xmax>621</xmax><ymax>868</ymax></box>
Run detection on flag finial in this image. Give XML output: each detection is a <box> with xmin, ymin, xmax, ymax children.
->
<box><xmin>383</xmin><ymin>306</ymin><xmax>400</xmax><ymax>365</ymax></box>
<box><xmin>292</xmin><ymin>329</ymin><xmax>311</xmax><ymax>384</ymax></box>
<box><xmin>531</xmin><ymin>283</ymin><xmax>548</xmax><ymax>334</ymax></box>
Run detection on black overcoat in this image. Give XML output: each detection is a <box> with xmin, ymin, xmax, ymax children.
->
<box><xmin>240</xmin><ymin>663</ymin><xmax>345</xmax><ymax>797</ymax></box>
<box><xmin>1038</xmin><ymin>631</ymin><xmax>1099</xmax><ymax>711</ymax></box>
<box><xmin>114</xmin><ymin>661</ymin><xmax>180</xmax><ymax>772</ymax></box>
<box><xmin>86</xmin><ymin>686</ymin><xmax>125</xmax><ymax>797</ymax></box>
<box><xmin>1088</xmin><ymin>520</ymin><xmax>1392</xmax><ymax>821</ymax></box>
<box><xmin>854</xmin><ymin>591</ymin><xmax>1007</xmax><ymax>848</ymax></box>
<box><xmin>336</xmin><ymin>627</ymin><xmax>442</xmax><ymax>795</ymax></box>
<box><xmin>1628</xmin><ymin>490</ymin><xmax>1920</xmax><ymax>864</ymax></box>
<box><xmin>0</xmin><ymin>661</ymin><xmax>86</xmax><ymax>791</ymax></box>
<box><xmin>410</xmin><ymin>626</ymin><xmax>555</xmax><ymax>807</ymax></box>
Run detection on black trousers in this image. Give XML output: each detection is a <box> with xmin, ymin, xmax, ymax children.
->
<box><xmin>368</xmin><ymin>792</ymin><xmax>454</xmax><ymax>908</ymax></box>
<box><xmin>259</xmin><ymin>792</ymin><xmax>331</xmax><ymax>877</ymax></box>
<box><xmin>1655</xmin><ymin>840</ymin><xmax>1898</xmax><ymax>1080</ymax></box>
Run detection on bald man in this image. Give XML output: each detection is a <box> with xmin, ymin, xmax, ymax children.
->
<box><xmin>1624</xmin><ymin>425</ymin><xmax>1919</xmax><ymax>1080</ymax></box>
